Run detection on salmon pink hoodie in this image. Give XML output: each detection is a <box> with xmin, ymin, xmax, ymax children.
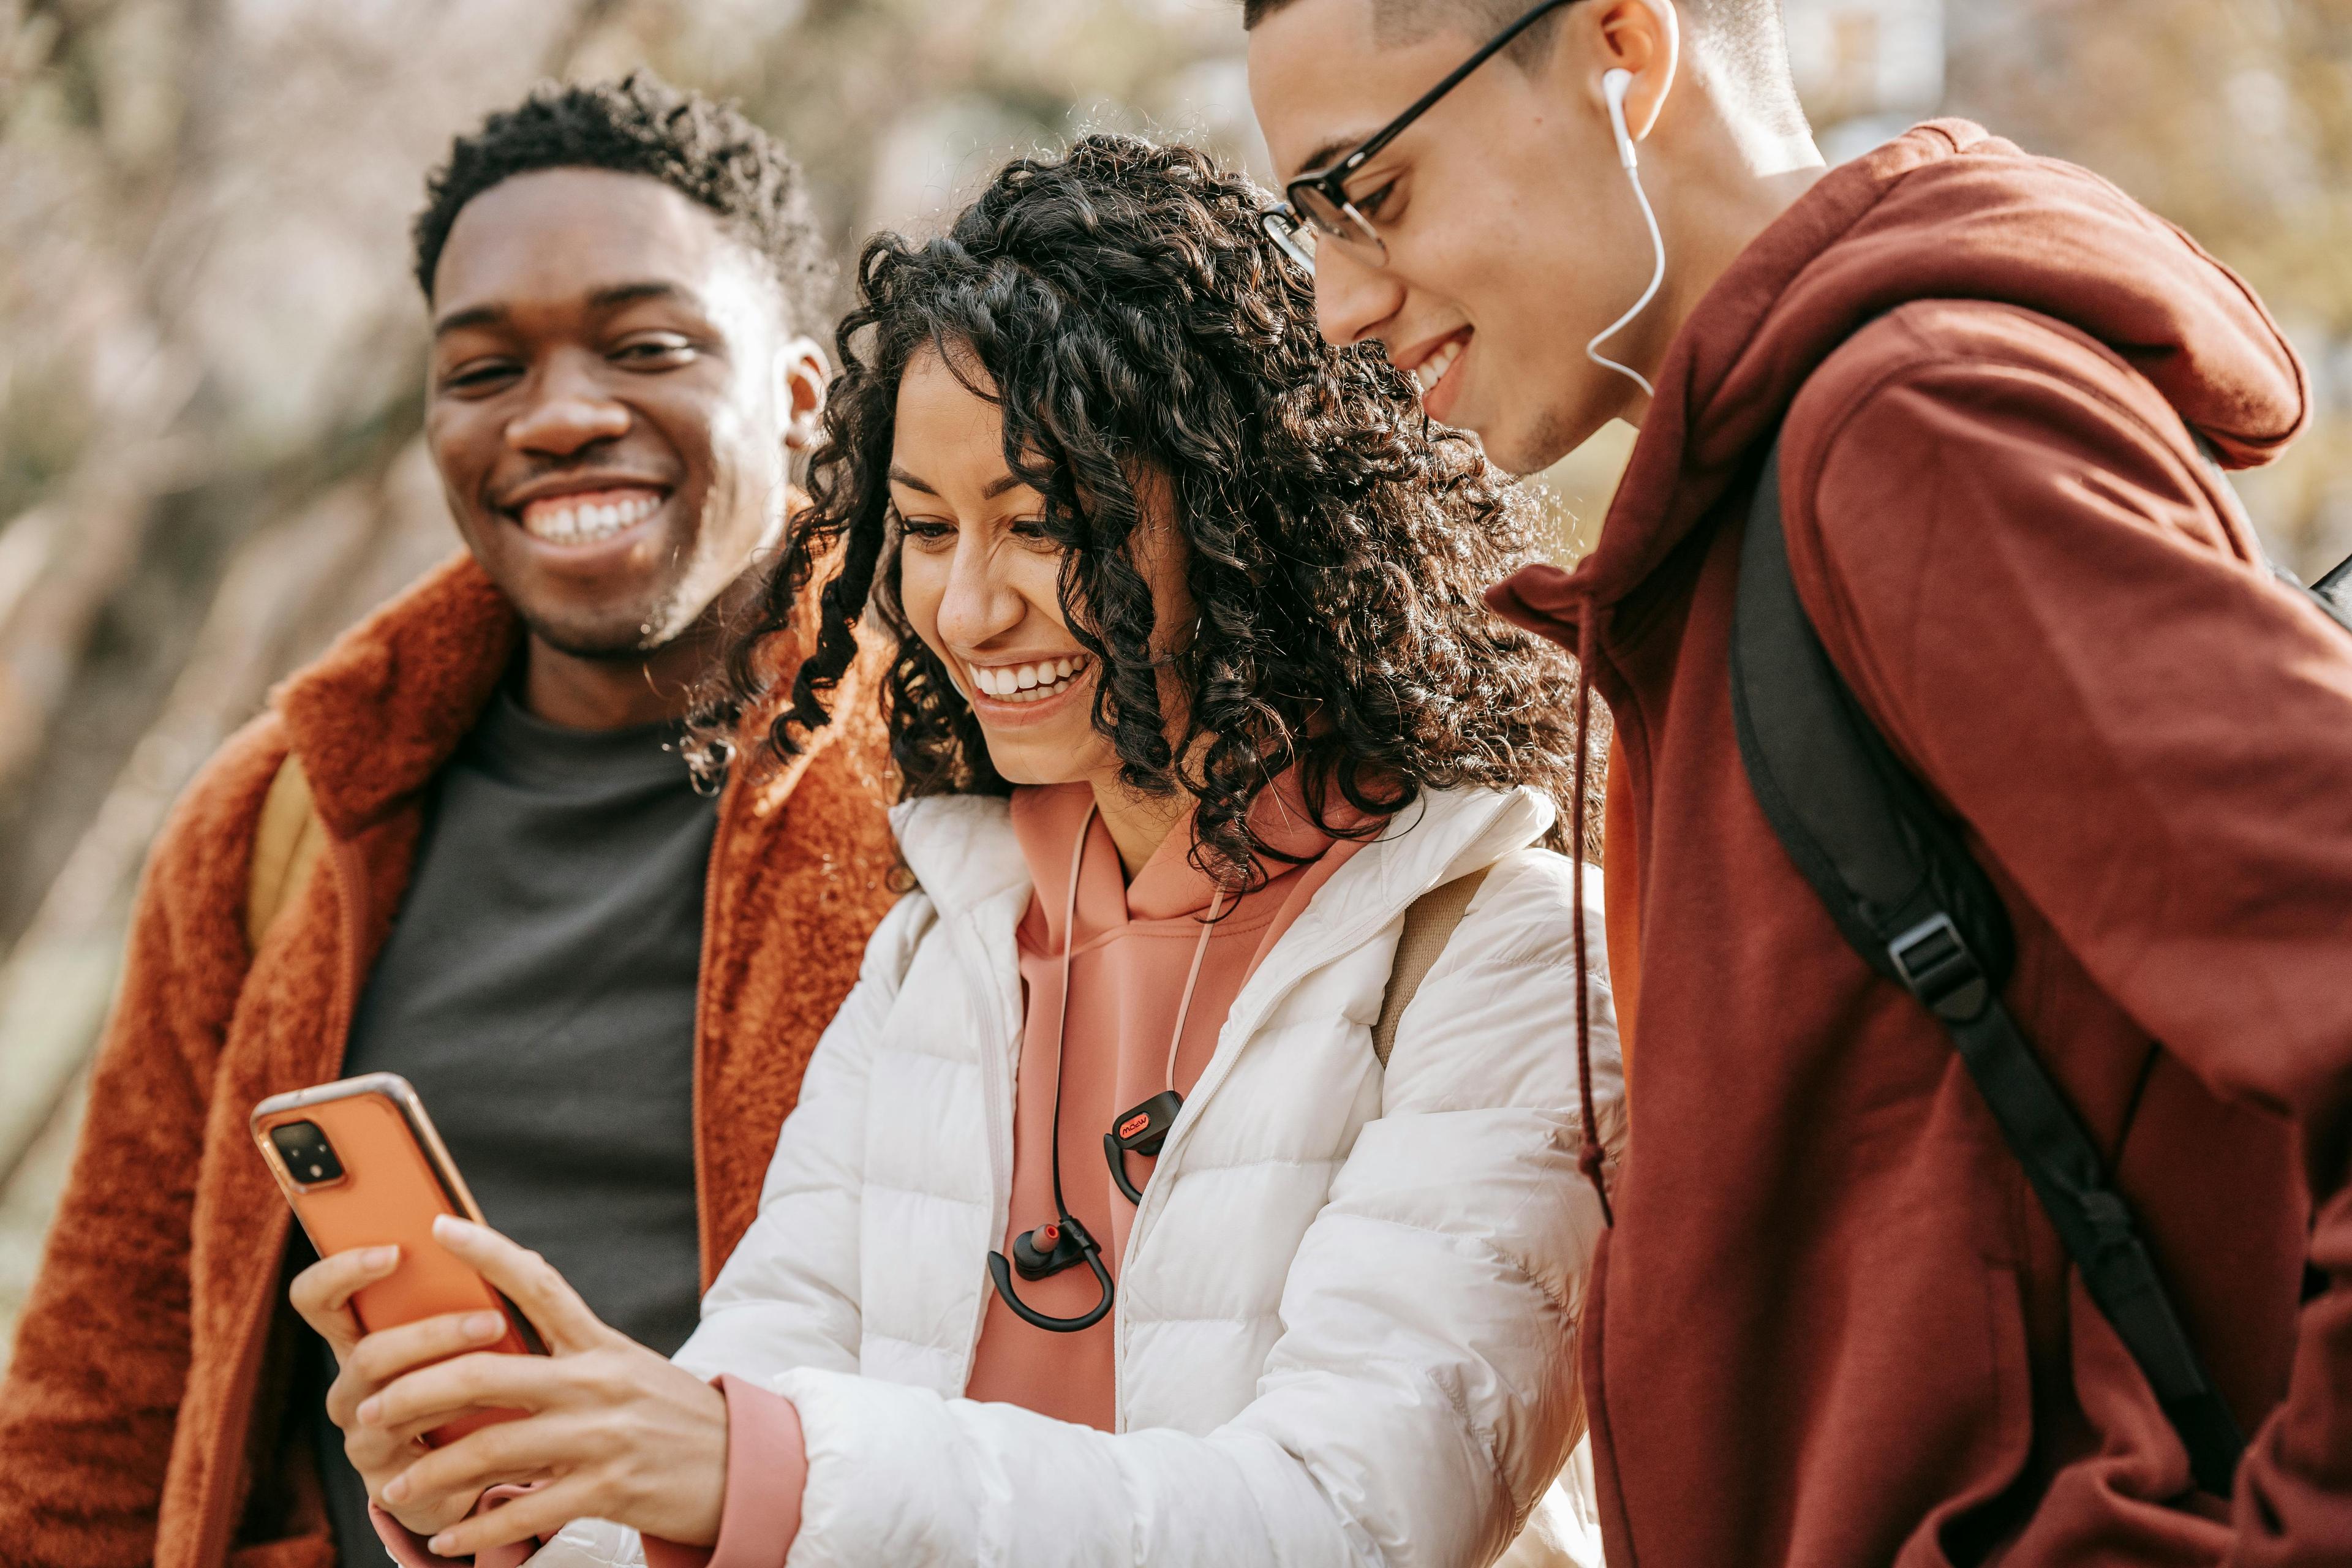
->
<box><xmin>1489</xmin><ymin>121</ymin><xmax>2352</xmax><ymax>1566</ymax></box>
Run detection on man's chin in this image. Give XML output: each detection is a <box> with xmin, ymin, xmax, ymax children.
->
<box><xmin>513</xmin><ymin>597</ymin><xmax>687</xmax><ymax>662</ymax></box>
<box><xmin>503</xmin><ymin>558</ymin><xmax>745</xmax><ymax>658</ymax></box>
<box><xmin>1475</xmin><ymin>402</ymin><xmax>1581</xmax><ymax>478</ymax></box>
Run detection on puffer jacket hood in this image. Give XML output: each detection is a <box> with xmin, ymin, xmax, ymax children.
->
<box><xmin>1493</xmin><ymin>118</ymin><xmax>2308</xmax><ymax>630</ymax></box>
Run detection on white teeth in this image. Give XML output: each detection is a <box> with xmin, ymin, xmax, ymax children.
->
<box><xmin>1414</xmin><ymin>337</ymin><xmax>1464</xmax><ymax>396</ymax></box>
<box><xmin>522</xmin><ymin>491</ymin><xmax>660</xmax><ymax>544</ymax></box>
<box><xmin>963</xmin><ymin>654</ymin><xmax>1088</xmax><ymax>705</ymax></box>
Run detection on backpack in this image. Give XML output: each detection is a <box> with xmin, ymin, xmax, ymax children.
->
<box><xmin>2309</xmin><ymin>551</ymin><xmax>2352</xmax><ymax>620</ymax></box>
<box><xmin>246</xmin><ymin>753</ymin><xmax>326</xmax><ymax>951</ymax></box>
<box><xmin>1373</xmin><ymin>867</ymin><xmax>1491</xmax><ymax>1068</ymax></box>
<box><xmin>1727</xmin><ymin>432</ymin><xmax>2348</xmax><ymax>1497</ymax></box>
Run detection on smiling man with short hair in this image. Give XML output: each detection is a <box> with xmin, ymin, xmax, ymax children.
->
<box><xmin>0</xmin><ymin>74</ymin><xmax>900</xmax><ymax>1568</ymax></box>
<box><xmin>1248</xmin><ymin>2</ymin><xmax>2352</xmax><ymax>1564</ymax></box>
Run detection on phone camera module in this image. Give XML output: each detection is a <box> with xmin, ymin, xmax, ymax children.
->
<box><xmin>268</xmin><ymin>1120</ymin><xmax>346</xmax><ymax>1187</ymax></box>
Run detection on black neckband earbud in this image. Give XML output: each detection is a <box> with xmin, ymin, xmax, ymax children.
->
<box><xmin>986</xmin><ymin>1215</ymin><xmax>1114</xmax><ymax>1332</ymax></box>
<box><xmin>985</xmin><ymin>810</ymin><xmax>1224</xmax><ymax>1331</ymax></box>
<box><xmin>987</xmin><ymin>804</ymin><xmax>1120</xmax><ymax>1334</ymax></box>
<box><xmin>986</xmin><ymin>1030</ymin><xmax>1117</xmax><ymax>1330</ymax></box>
<box><xmin>1104</xmin><ymin>1088</ymin><xmax>1184</xmax><ymax>1205</ymax></box>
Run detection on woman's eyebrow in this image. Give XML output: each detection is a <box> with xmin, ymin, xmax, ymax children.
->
<box><xmin>887</xmin><ymin>467</ymin><xmax>1032</xmax><ymax>500</ymax></box>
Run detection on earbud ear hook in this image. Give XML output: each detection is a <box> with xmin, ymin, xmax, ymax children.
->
<box><xmin>988</xmin><ymin>1217</ymin><xmax>1115</xmax><ymax>1333</ymax></box>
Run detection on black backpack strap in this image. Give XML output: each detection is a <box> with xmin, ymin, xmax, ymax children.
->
<box><xmin>2316</xmin><ymin>552</ymin><xmax>2352</xmax><ymax>622</ymax></box>
<box><xmin>2269</xmin><ymin>560</ymin><xmax>2352</xmax><ymax>636</ymax></box>
<box><xmin>2192</xmin><ymin>436</ymin><xmax>2352</xmax><ymax>638</ymax></box>
<box><xmin>1728</xmin><ymin>437</ymin><xmax>2247</xmax><ymax>1496</ymax></box>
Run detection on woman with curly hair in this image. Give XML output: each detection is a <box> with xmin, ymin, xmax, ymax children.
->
<box><xmin>306</xmin><ymin>135</ymin><xmax>1623</xmax><ymax>1568</ymax></box>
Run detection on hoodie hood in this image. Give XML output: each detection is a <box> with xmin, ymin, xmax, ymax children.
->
<box><xmin>1491</xmin><ymin>119</ymin><xmax>2309</xmax><ymax>622</ymax></box>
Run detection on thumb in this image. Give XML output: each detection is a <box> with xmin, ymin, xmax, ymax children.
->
<box><xmin>430</xmin><ymin>1215</ymin><xmax>612</xmax><ymax>1354</ymax></box>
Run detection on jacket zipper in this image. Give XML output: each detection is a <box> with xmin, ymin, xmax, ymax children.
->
<box><xmin>951</xmin><ymin>899</ymin><xmax>1024</xmax><ymax>1392</ymax></box>
<box><xmin>187</xmin><ymin>830</ymin><xmax>372</xmax><ymax>1568</ymax></box>
<box><xmin>690</xmin><ymin>775</ymin><xmax>742</xmax><ymax>1288</ymax></box>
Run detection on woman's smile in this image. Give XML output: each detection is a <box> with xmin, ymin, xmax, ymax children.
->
<box><xmin>958</xmin><ymin>651</ymin><xmax>1093</xmax><ymax>727</ymax></box>
<box><xmin>960</xmin><ymin>652</ymin><xmax>1089</xmax><ymax>703</ymax></box>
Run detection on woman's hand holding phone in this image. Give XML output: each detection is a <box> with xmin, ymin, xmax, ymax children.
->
<box><xmin>290</xmin><ymin>1242</ymin><xmax>509</xmax><ymax>1536</ymax></box>
<box><xmin>295</xmin><ymin>1216</ymin><xmax>730</xmax><ymax>1559</ymax></box>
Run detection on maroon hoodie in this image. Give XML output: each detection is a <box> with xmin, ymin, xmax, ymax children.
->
<box><xmin>1490</xmin><ymin>122</ymin><xmax>2352</xmax><ymax>1566</ymax></box>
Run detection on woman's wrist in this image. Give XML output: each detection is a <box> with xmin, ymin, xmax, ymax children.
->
<box><xmin>641</xmin><ymin>1376</ymin><xmax>806</xmax><ymax>1568</ymax></box>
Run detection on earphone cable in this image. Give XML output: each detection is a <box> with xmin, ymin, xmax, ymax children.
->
<box><xmin>1585</xmin><ymin>158</ymin><xmax>1664</xmax><ymax>399</ymax></box>
<box><xmin>1585</xmin><ymin>73</ymin><xmax>1666</xmax><ymax>401</ymax></box>
<box><xmin>1163</xmin><ymin>885</ymin><xmax>1223</xmax><ymax>1089</ymax></box>
<box><xmin>1047</xmin><ymin>802</ymin><xmax>1095</xmax><ymax>1221</ymax></box>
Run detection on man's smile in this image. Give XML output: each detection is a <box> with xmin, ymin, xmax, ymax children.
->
<box><xmin>1394</xmin><ymin>326</ymin><xmax>1473</xmax><ymax>420</ymax></box>
<box><xmin>496</xmin><ymin>474</ymin><xmax>676</xmax><ymax>549</ymax></box>
<box><xmin>518</xmin><ymin>487</ymin><xmax>665</xmax><ymax>547</ymax></box>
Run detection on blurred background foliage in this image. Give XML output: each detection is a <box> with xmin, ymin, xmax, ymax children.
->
<box><xmin>1</xmin><ymin>0</ymin><xmax>2347</xmax><ymax>1348</ymax></box>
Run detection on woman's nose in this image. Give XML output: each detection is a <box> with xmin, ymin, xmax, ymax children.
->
<box><xmin>932</xmin><ymin>533</ymin><xmax>1027</xmax><ymax>651</ymax></box>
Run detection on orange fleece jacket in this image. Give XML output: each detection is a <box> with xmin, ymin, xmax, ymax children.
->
<box><xmin>0</xmin><ymin>555</ymin><xmax>902</xmax><ymax>1568</ymax></box>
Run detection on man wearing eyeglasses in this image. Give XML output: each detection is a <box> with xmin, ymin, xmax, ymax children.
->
<box><xmin>1246</xmin><ymin>2</ymin><xmax>2352</xmax><ymax>1566</ymax></box>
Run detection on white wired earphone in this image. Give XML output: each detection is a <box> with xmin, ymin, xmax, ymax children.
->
<box><xmin>1585</xmin><ymin>67</ymin><xmax>1667</xmax><ymax>399</ymax></box>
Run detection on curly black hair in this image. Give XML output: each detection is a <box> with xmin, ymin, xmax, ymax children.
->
<box><xmin>715</xmin><ymin>134</ymin><xmax>1597</xmax><ymax>884</ymax></box>
<box><xmin>410</xmin><ymin>72</ymin><xmax>831</xmax><ymax>323</ymax></box>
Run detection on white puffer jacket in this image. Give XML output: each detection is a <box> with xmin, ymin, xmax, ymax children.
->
<box><xmin>545</xmin><ymin>783</ymin><xmax>1623</xmax><ymax>1568</ymax></box>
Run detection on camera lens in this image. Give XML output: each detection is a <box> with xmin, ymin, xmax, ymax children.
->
<box><xmin>268</xmin><ymin>1120</ymin><xmax>345</xmax><ymax>1186</ymax></box>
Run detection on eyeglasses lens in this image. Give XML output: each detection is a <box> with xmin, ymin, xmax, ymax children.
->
<box><xmin>1262</xmin><ymin>208</ymin><xmax>1317</xmax><ymax>270</ymax></box>
<box><xmin>1291</xmin><ymin>184</ymin><xmax>1385</xmax><ymax>263</ymax></box>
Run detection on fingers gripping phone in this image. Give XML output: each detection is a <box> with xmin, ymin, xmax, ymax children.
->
<box><xmin>252</xmin><ymin>1072</ymin><xmax>543</xmax><ymax>1444</ymax></box>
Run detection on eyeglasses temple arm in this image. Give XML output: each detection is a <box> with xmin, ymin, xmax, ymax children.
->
<box><xmin>1338</xmin><ymin>0</ymin><xmax>1583</xmax><ymax>175</ymax></box>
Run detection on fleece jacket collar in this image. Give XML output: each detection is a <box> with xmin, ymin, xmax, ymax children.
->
<box><xmin>273</xmin><ymin>554</ymin><xmax>521</xmax><ymax>839</ymax></box>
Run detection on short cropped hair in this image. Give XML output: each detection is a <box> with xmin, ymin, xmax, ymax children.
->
<box><xmin>1243</xmin><ymin>0</ymin><xmax>1805</xmax><ymax>134</ymax></box>
<box><xmin>410</xmin><ymin>72</ymin><xmax>832</xmax><ymax>325</ymax></box>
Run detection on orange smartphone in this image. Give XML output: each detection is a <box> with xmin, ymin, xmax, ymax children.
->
<box><xmin>252</xmin><ymin>1072</ymin><xmax>541</xmax><ymax>1444</ymax></box>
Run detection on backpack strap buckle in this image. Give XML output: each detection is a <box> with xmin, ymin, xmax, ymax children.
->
<box><xmin>1888</xmin><ymin>913</ymin><xmax>1991</xmax><ymax>1022</ymax></box>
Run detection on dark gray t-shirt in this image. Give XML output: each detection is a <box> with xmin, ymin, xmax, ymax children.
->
<box><xmin>301</xmin><ymin>687</ymin><xmax>717</xmax><ymax>1560</ymax></box>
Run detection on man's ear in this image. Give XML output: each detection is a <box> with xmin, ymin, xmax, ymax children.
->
<box><xmin>777</xmin><ymin>336</ymin><xmax>831</xmax><ymax>451</ymax></box>
<box><xmin>1594</xmin><ymin>0</ymin><xmax>1679</xmax><ymax>143</ymax></box>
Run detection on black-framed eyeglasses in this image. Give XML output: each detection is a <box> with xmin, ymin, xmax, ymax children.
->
<box><xmin>1261</xmin><ymin>0</ymin><xmax>1582</xmax><ymax>270</ymax></box>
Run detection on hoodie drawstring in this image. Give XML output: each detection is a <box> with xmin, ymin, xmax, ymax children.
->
<box><xmin>1572</xmin><ymin>617</ymin><xmax>1615</xmax><ymax>1228</ymax></box>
